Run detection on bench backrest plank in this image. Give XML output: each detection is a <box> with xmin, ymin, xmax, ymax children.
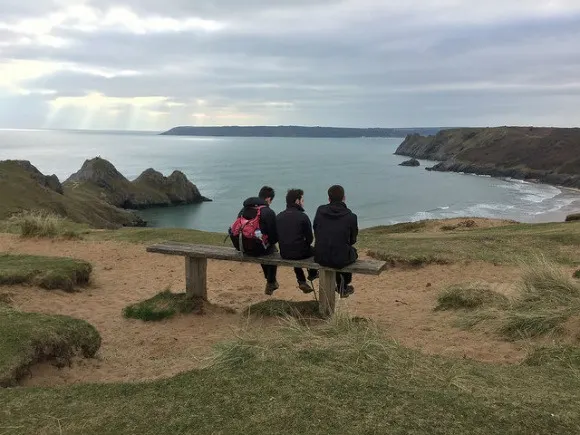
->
<box><xmin>146</xmin><ymin>242</ymin><xmax>386</xmax><ymax>276</ymax></box>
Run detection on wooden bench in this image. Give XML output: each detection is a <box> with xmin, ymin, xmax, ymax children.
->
<box><xmin>146</xmin><ymin>242</ymin><xmax>387</xmax><ymax>316</ymax></box>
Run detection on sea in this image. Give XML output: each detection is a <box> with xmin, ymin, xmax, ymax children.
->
<box><xmin>1</xmin><ymin>128</ymin><xmax>579</xmax><ymax>232</ymax></box>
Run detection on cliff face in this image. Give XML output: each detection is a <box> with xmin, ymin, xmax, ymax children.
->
<box><xmin>395</xmin><ymin>127</ymin><xmax>580</xmax><ymax>188</ymax></box>
<box><xmin>64</xmin><ymin>157</ymin><xmax>210</xmax><ymax>209</ymax></box>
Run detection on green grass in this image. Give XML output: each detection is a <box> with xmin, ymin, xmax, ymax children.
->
<box><xmin>1</xmin><ymin>317</ymin><xmax>580</xmax><ymax>433</ymax></box>
<box><xmin>0</xmin><ymin>254</ymin><xmax>92</xmax><ymax>291</ymax></box>
<box><xmin>0</xmin><ymin>305</ymin><xmax>101</xmax><ymax>387</ymax></box>
<box><xmin>123</xmin><ymin>291</ymin><xmax>209</xmax><ymax>321</ymax></box>
<box><xmin>435</xmin><ymin>284</ymin><xmax>509</xmax><ymax>311</ymax></box>
<box><xmin>243</xmin><ymin>299</ymin><xmax>322</xmax><ymax>319</ymax></box>
<box><xmin>440</xmin><ymin>259</ymin><xmax>580</xmax><ymax>341</ymax></box>
<box><xmin>361</xmin><ymin>221</ymin><xmax>580</xmax><ymax>266</ymax></box>
<box><xmin>574</xmin><ymin>269</ymin><xmax>580</xmax><ymax>279</ymax></box>
<box><xmin>88</xmin><ymin>227</ymin><xmax>227</xmax><ymax>245</ymax></box>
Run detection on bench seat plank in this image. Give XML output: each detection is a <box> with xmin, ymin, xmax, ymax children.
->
<box><xmin>146</xmin><ymin>242</ymin><xmax>386</xmax><ymax>275</ymax></box>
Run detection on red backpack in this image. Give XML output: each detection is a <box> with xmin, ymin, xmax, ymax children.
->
<box><xmin>229</xmin><ymin>205</ymin><xmax>269</xmax><ymax>253</ymax></box>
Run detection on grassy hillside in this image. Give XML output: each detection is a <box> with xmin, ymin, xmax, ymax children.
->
<box><xmin>0</xmin><ymin>161</ymin><xmax>144</xmax><ymax>228</ymax></box>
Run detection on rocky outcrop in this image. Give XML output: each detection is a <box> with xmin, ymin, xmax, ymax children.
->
<box><xmin>9</xmin><ymin>160</ymin><xmax>64</xmax><ymax>194</ymax></box>
<box><xmin>399</xmin><ymin>158</ymin><xmax>420</xmax><ymax>167</ymax></box>
<box><xmin>64</xmin><ymin>157</ymin><xmax>210</xmax><ymax>209</ymax></box>
<box><xmin>0</xmin><ymin>160</ymin><xmax>145</xmax><ymax>228</ymax></box>
<box><xmin>566</xmin><ymin>213</ymin><xmax>580</xmax><ymax>222</ymax></box>
<box><xmin>396</xmin><ymin>127</ymin><xmax>580</xmax><ymax>188</ymax></box>
<box><xmin>133</xmin><ymin>168</ymin><xmax>211</xmax><ymax>206</ymax></box>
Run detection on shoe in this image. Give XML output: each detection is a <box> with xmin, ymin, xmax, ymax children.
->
<box><xmin>265</xmin><ymin>281</ymin><xmax>280</xmax><ymax>295</ymax></box>
<box><xmin>340</xmin><ymin>285</ymin><xmax>355</xmax><ymax>299</ymax></box>
<box><xmin>307</xmin><ymin>271</ymin><xmax>319</xmax><ymax>281</ymax></box>
<box><xmin>298</xmin><ymin>281</ymin><xmax>314</xmax><ymax>294</ymax></box>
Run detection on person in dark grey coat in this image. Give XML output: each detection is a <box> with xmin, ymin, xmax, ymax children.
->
<box><xmin>313</xmin><ymin>184</ymin><xmax>358</xmax><ymax>297</ymax></box>
<box><xmin>276</xmin><ymin>189</ymin><xmax>319</xmax><ymax>293</ymax></box>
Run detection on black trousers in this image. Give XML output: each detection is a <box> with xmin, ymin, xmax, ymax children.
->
<box><xmin>336</xmin><ymin>272</ymin><xmax>352</xmax><ymax>288</ymax></box>
<box><xmin>261</xmin><ymin>264</ymin><xmax>278</xmax><ymax>284</ymax></box>
<box><xmin>294</xmin><ymin>267</ymin><xmax>318</xmax><ymax>283</ymax></box>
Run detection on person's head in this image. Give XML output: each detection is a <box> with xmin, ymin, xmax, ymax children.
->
<box><xmin>286</xmin><ymin>188</ymin><xmax>304</xmax><ymax>207</ymax></box>
<box><xmin>328</xmin><ymin>184</ymin><xmax>345</xmax><ymax>203</ymax></box>
<box><xmin>258</xmin><ymin>186</ymin><xmax>275</xmax><ymax>205</ymax></box>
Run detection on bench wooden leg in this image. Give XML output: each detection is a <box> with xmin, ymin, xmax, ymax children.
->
<box><xmin>318</xmin><ymin>269</ymin><xmax>336</xmax><ymax>317</ymax></box>
<box><xmin>185</xmin><ymin>257</ymin><xmax>207</xmax><ymax>300</ymax></box>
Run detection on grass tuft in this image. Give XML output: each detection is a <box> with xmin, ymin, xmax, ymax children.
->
<box><xmin>0</xmin><ymin>305</ymin><xmax>101</xmax><ymax>386</ymax></box>
<box><xmin>436</xmin><ymin>284</ymin><xmax>509</xmax><ymax>311</ymax></box>
<box><xmin>0</xmin><ymin>254</ymin><xmax>92</xmax><ymax>291</ymax></box>
<box><xmin>367</xmin><ymin>250</ymin><xmax>451</xmax><ymax>267</ymax></box>
<box><xmin>574</xmin><ymin>269</ymin><xmax>580</xmax><ymax>279</ymax></box>
<box><xmin>498</xmin><ymin>311</ymin><xmax>569</xmax><ymax>340</ymax></box>
<box><xmin>524</xmin><ymin>345</ymin><xmax>580</xmax><ymax>368</ymax></box>
<box><xmin>443</xmin><ymin>258</ymin><xmax>580</xmax><ymax>341</ymax></box>
<box><xmin>0</xmin><ymin>292</ymin><xmax>14</xmax><ymax>306</ymax></box>
<box><xmin>518</xmin><ymin>257</ymin><xmax>580</xmax><ymax>307</ymax></box>
<box><xmin>243</xmin><ymin>299</ymin><xmax>322</xmax><ymax>319</ymax></box>
<box><xmin>8</xmin><ymin>210</ymin><xmax>84</xmax><ymax>239</ymax></box>
<box><xmin>123</xmin><ymin>290</ymin><xmax>234</xmax><ymax>321</ymax></box>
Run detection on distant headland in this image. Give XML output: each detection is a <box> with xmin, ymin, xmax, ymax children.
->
<box><xmin>160</xmin><ymin>125</ymin><xmax>444</xmax><ymax>138</ymax></box>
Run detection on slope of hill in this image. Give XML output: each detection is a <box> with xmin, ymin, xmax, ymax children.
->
<box><xmin>161</xmin><ymin>125</ymin><xmax>443</xmax><ymax>138</ymax></box>
<box><xmin>395</xmin><ymin>127</ymin><xmax>580</xmax><ymax>188</ymax></box>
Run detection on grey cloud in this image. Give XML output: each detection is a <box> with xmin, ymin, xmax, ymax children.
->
<box><xmin>2</xmin><ymin>0</ymin><xmax>580</xmax><ymax>129</ymax></box>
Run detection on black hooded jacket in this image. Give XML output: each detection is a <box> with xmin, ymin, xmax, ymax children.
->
<box><xmin>238</xmin><ymin>197</ymin><xmax>278</xmax><ymax>247</ymax></box>
<box><xmin>276</xmin><ymin>203</ymin><xmax>314</xmax><ymax>260</ymax></box>
<box><xmin>313</xmin><ymin>201</ymin><xmax>358</xmax><ymax>268</ymax></box>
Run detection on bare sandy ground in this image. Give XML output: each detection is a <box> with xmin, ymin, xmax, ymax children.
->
<box><xmin>0</xmin><ymin>234</ymin><xmax>529</xmax><ymax>387</ymax></box>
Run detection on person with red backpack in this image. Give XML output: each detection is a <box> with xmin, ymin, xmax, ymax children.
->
<box><xmin>229</xmin><ymin>186</ymin><xmax>279</xmax><ymax>295</ymax></box>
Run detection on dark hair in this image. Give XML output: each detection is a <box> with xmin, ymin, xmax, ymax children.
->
<box><xmin>328</xmin><ymin>185</ymin><xmax>345</xmax><ymax>202</ymax></box>
<box><xmin>286</xmin><ymin>188</ymin><xmax>304</xmax><ymax>206</ymax></box>
<box><xmin>259</xmin><ymin>186</ymin><xmax>275</xmax><ymax>201</ymax></box>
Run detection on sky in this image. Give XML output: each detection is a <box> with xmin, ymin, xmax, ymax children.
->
<box><xmin>1</xmin><ymin>0</ymin><xmax>579</xmax><ymax>131</ymax></box>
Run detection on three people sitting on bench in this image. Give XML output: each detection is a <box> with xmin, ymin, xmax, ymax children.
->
<box><xmin>231</xmin><ymin>184</ymin><xmax>358</xmax><ymax>298</ymax></box>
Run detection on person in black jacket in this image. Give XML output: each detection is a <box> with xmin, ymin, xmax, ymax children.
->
<box><xmin>313</xmin><ymin>184</ymin><xmax>358</xmax><ymax>298</ymax></box>
<box><xmin>238</xmin><ymin>186</ymin><xmax>279</xmax><ymax>295</ymax></box>
<box><xmin>276</xmin><ymin>189</ymin><xmax>319</xmax><ymax>293</ymax></box>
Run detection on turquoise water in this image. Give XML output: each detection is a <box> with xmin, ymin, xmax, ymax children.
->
<box><xmin>1</xmin><ymin>129</ymin><xmax>578</xmax><ymax>232</ymax></box>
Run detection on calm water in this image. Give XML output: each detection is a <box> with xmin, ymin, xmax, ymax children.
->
<box><xmin>1</xmin><ymin>129</ymin><xmax>579</xmax><ymax>232</ymax></box>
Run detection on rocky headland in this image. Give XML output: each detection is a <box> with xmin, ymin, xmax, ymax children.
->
<box><xmin>0</xmin><ymin>158</ymin><xmax>210</xmax><ymax>229</ymax></box>
<box><xmin>395</xmin><ymin>127</ymin><xmax>580</xmax><ymax>189</ymax></box>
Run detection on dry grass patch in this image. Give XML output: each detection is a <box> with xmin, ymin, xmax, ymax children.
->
<box><xmin>6</xmin><ymin>210</ymin><xmax>85</xmax><ymax>239</ymax></box>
